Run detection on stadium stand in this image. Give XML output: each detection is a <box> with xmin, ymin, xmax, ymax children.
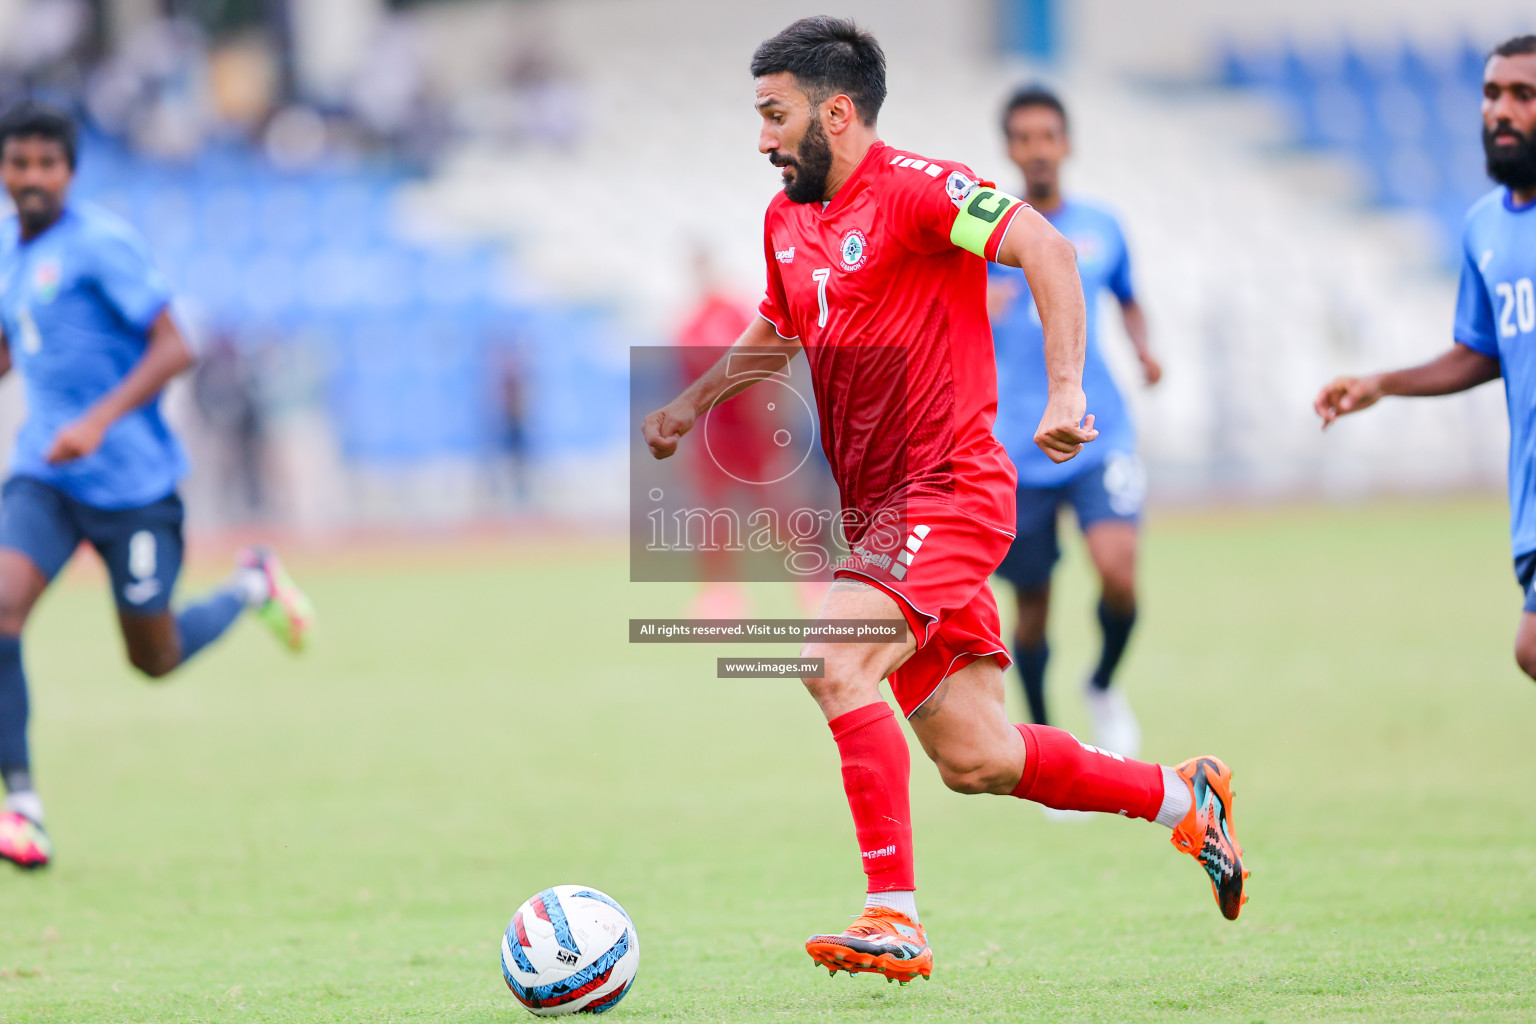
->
<box><xmin>410</xmin><ymin>4</ymin><xmax>1508</xmax><ymax>506</ymax></box>
<box><xmin>0</xmin><ymin>1</ymin><xmax>1510</xmax><ymax>524</ymax></box>
<box><xmin>1218</xmin><ymin>38</ymin><xmax>1493</xmax><ymax>260</ymax></box>
<box><xmin>60</xmin><ymin>131</ymin><xmax>629</xmax><ymax>522</ymax></box>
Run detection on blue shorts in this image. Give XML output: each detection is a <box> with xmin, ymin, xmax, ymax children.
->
<box><xmin>1514</xmin><ymin>550</ymin><xmax>1536</xmax><ymax>614</ymax></box>
<box><xmin>0</xmin><ymin>476</ymin><xmax>184</xmax><ymax>614</ymax></box>
<box><xmin>995</xmin><ymin>453</ymin><xmax>1145</xmax><ymax>592</ymax></box>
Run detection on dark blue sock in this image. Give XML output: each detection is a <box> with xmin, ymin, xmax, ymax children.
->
<box><xmin>1012</xmin><ymin>641</ymin><xmax>1050</xmax><ymax>725</ymax></box>
<box><xmin>0</xmin><ymin>635</ymin><xmax>29</xmax><ymax>784</ymax></box>
<box><xmin>1090</xmin><ymin>599</ymin><xmax>1138</xmax><ymax>691</ymax></box>
<box><xmin>175</xmin><ymin>588</ymin><xmax>247</xmax><ymax>663</ymax></box>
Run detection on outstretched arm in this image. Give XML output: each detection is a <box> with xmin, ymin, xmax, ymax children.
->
<box><xmin>1313</xmin><ymin>344</ymin><xmax>1500</xmax><ymax>429</ymax></box>
<box><xmin>642</xmin><ymin>316</ymin><xmax>801</xmax><ymax>460</ymax></box>
<box><xmin>46</xmin><ymin>308</ymin><xmax>194</xmax><ymax>464</ymax></box>
<box><xmin>994</xmin><ymin>207</ymin><xmax>1097</xmax><ymax>462</ymax></box>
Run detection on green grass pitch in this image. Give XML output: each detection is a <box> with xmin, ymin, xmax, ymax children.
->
<box><xmin>0</xmin><ymin>499</ymin><xmax>1532</xmax><ymax>1022</ymax></box>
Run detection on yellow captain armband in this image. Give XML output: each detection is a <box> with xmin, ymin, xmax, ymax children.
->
<box><xmin>949</xmin><ymin>185</ymin><xmax>1023</xmax><ymax>260</ymax></box>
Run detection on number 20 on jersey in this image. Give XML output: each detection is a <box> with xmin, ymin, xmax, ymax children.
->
<box><xmin>1498</xmin><ymin>277</ymin><xmax>1536</xmax><ymax>338</ymax></box>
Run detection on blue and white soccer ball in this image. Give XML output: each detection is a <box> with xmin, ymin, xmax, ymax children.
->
<box><xmin>501</xmin><ymin>885</ymin><xmax>640</xmax><ymax>1015</ymax></box>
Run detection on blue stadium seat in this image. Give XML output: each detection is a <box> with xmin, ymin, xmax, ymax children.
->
<box><xmin>68</xmin><ymin>136</ymin><xmax>627</xmax><ymax>467</ymax></box>
<box><xmin>1220</xmin><ymin>37</ymin><xmax>1500</xmax><ymax>264</ymax></box>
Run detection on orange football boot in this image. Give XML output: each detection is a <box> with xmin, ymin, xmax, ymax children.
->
<box><xmin>806</xmin><ymin>906</ymin><xmax>932</xmax><ymax>984</ymax></box>
<box><xmin>1169</xmin><ymin>755</ymin><xmax>1249</xmax><ymax>920</ymax></box>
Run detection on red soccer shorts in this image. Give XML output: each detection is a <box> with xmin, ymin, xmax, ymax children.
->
<box><xmin>833</xmin><ymin>503</ymin><xmax>1014</xmax><ymax>717</ymax></box>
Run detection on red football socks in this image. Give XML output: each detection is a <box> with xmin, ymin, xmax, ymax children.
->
<box><xmin>828</xmin><ymin>701</ymin><xmax>915</xmax><ymax>892</ymax></box>
<box><xmin>1010</xmin><ymin>723</ymin><xmax>1164</xmax><ymax>821</ymax></box>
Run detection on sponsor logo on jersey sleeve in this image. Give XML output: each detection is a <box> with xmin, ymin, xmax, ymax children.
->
<box><xmin>839</xmin><ymin>229</ymin><xmax>869</xmax><ymax>271</ymax></box>
<box><xmin>775</xmin><ymin>246</ymin><xmax>796</xmax><ymax>264</ymax></box>
<box><xmin>945</xmin><ymin>171</ymin><xmax>979</xmax><ymax>209</ymax></box>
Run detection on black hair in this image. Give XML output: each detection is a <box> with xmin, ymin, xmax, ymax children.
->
<box><xmin>1000</xmin><ymin>84</ymin><xmax>1069</xmax><ymax>137</ymax></box>
<box><xmin>1491</xmin><ymin>34</ymin><xmax>1536</xmax><ymax>59</ymax></box>
<box><xmin>0</xmin><ymin>103</ymin><xmax>77</xmax><ymax>169</ymax></box>
<box><xmin>750</xmin><ymin>17</ymin><xmax>886</xmax><ymax>126</ymax></box>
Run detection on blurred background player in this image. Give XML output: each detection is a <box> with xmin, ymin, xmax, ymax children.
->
<box><xmin>0</xmin><ymin>105</ymin><xmax>314</xmax><ymax>870</ymax></box>
<box><xmin>1315</xmin><ymin>35</ymin><xmax>1536</xmax><ymax>686</ymax></box>
<box><xmin>987</xmin><ymin>85</ymin><xmax>1161</xmax><ymax>756</ymax></box>
<box><xmin>675</xmin><ymin>245</ymin><xmax>831</xmax><ymax>616</ymax></box>
<box><xmin>676</xmin><ymin>246</ymin><xmax>755</xmax><ymax>619</ymax></box>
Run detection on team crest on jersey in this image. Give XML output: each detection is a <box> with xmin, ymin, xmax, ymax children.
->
<box><xmin>945</xmin><ymin>170</ymin><xmax>979</xmax><ymax>208</ymax></box>
<box><xmin>839</xmin><ymin>229</ymin><xmax>869</xmax><ymax>271</ymax></box>
<box><xmin>31</xmin><ymin>259</ymin><xmax>60</xmax><ymax>303</ymax></box>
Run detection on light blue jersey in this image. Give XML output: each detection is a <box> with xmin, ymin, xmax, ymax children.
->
<box><xmin>989</xmin><ymin>199</ymin><xmax>1136</xmax><ymax>486</ymax></box>
<box><xmin>0</xmin><ymin>203</ymin><xmax>184</xmax><ymax>509</ymax></box>
<box><xmin>1454</xmin><ymin>187</ymin><xmax>1536</xmax><ymax>557</ymax></box>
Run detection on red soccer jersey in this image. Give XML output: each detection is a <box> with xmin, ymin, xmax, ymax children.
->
<box><xmin>758</xmin><ymin>141</ymin><xmax>1024</xmax><ymax>538</ymax></box>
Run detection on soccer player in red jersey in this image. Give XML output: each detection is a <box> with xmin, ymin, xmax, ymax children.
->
<box><xmin>642</xmin><ymin>17</ymin><xmax>1247</xmax><ymax>983</ymax></box>
<box><xmin>676</xmin><ymin>249</ymin><xmax>757</xmax><ymax>618</ymax></box>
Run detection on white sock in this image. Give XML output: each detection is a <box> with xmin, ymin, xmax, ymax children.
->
<box><xmin>1154</xmin><ymin>765</ymin><xmax>1192</xmax><ymax>829</ymax></box>
<box><xmin>6</xmin><ymin>791</ymin><xmax>44</xmax><ymax>825</ymax></box>
<box><xmin>230</xmin><ymin>566</ymin><xmax>271</xmax><ymax>608</ymax></box>
<box><xmin>864</xmin><ymin>890</ymin><xmax>919</xmax><ymax>923</ymax></box>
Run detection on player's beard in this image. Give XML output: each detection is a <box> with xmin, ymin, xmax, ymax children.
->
<box><xmin>1484</xmin><ymin>122</ymin><xmax>1536</xmax><ymax>192</ymax></box>
<box><xmin>1025</xmin><ymin>171</ymin><xmax>1057</xmax><ymax>205</ymax></box>
<box><xmin>775</xmin><ymin>118</ymin><xmax>834</xmax><ymax>205</ymax></box>
<box><xmin>13</xmin><ymin>187</ymin><xmax>61</xmax><ymax>236</ymax></box>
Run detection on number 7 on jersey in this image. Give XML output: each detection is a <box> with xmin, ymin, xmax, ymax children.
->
<box><xmin>812</xmin><ymin>267</ymin><xmax>831</xmax><ymax>328</ymax></box>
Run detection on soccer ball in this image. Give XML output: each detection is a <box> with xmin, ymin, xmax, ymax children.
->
<box><xmin>500</xmin><ymin>885</ymin><xmax>640</xmax><ymax>1015</ymax></box>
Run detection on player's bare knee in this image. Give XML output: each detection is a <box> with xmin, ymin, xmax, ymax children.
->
<box><xmin>938</xmin><ymin>763</ymin><xmax>1005</xmax><ymax>795</ymax></box>
<box><xmin>1013</xmin><ymin>619</ymin><xmax>1046</xmax><ymax>648</ymax></box>
<box><xmin>1096</xmin><ymin>563</ymin><xmax>1136</xmax><ymax>609</ymax></box>
<box><xmin>0</xmin><ymin>604</ymin><xmax>27</xmax><ymax>637</ymax></box>
<box><xmin>801</xmin><ymin>641</ymin><xmax>883</xmax><ymax>715</ymax></box>
<box><xmin>934</xmin><ymin>749</ymin><xmax>1011</xmax><ymax>795</ymax></box>
<box><xmin>1013</xmin><ymin>588</ymin><xmax>1049</xmax><ymax>647</ymax></box>
<box><xmin>0</xmin><ymin>583</ymin><xmax>34</xmax><ymax>635</ymax></box>
<box><xmin>1515</xmin><ymin>638</ymin><xmax>1536</xmax><ymax>681</ymax></box>
<box><xmin>128</xmin><ymin>645</ymin><xmax>179</xmax><ymax>680</ymax></box>
<box><xmin>801</xmin><ymin>641</ymin><xmax>849</xmax><ymax>692</ymax></box>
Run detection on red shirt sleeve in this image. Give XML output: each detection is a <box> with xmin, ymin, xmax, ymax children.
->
<box><xmin>758</xmin><ymin>204</ymin><xmax>799</xmax><ymax>339</ymax></box>
<box><xmin>882</xmin><ymin>157</ymin><xmax>1024</xmax><ymax>259</ymax></box>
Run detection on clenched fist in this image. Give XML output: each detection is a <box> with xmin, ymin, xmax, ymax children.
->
<box><xmin>642</xmin><ymin>400</ymin><xmax>699</xmax><ymax>459</ymax></box>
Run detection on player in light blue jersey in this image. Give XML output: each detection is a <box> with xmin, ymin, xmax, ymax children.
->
<box><xmin>988</xmin><ymin>87</ymin><xmax>1163</xmax><ymax>757</ymax></box>
<box><xmin>0</xmin><ymin>106</ymin><xmax>315</xmax><ymax>870</ymax></box>
<box><xmin>1317</xmin><ymin>36</ymin><xmax>1536</xmax><ymax>687</ymax></box>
